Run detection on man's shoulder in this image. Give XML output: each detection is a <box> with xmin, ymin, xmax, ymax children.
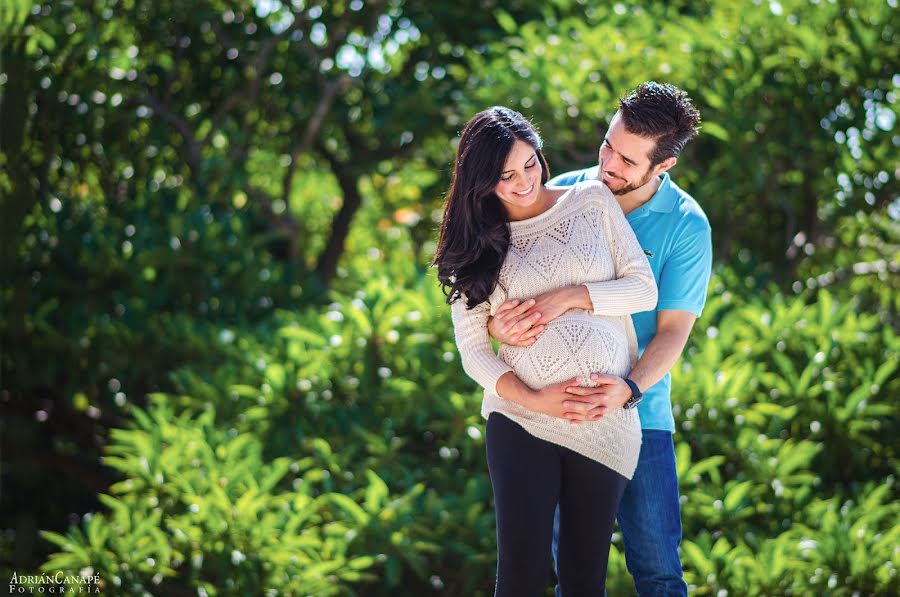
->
<box><xmin>666</xmin><ymin>178</ymin><xmax>710</xmax><ymax>234</ymax></box>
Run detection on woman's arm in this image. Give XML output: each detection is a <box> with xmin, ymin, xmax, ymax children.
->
<box><xmin>582</xmin><ymin>184</ymin><xmax>657</xmax><ymax>315</ymax></box>
<box><xmin>451</xmin><ymin>296</ymin><xmax>582</xmax><ymax>419</ymax></box>
<box><xmin>451</xmin><ymin>297</ymin><xmax>514</xmax><ymax>396</ymax></box>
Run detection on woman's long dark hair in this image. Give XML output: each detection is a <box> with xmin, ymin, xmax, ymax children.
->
<box><xmin>433</xmin><ymin>106</ymin><xmax>549</xmax><ymax>308</ymax></box>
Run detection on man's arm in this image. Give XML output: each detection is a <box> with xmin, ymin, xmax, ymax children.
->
<box><xmin>561</xmin><ymin>310</ymin><xmax>697</xmax><ymax>419</ymax></box>
<box><xmin>622</xmin><ymin>310</ymin><xmax>696</xmax><ymax>395</ymax></box>
<box><xmin>564</xmin><ymin>210</ymin><xmax>713</xmax><ymax>418</ymax></box>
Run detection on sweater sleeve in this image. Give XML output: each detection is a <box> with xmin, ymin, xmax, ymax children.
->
<box><xmin>451</xmin><ymin>295</ymin><xmax>515</xmax><ymax>396</ymax></box>
<box><xmin>582</xmin><ymin>183</ymin><xmax>658</xmax><ymax>315</ymax></box>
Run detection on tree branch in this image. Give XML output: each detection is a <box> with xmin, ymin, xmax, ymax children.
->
<box><xmin>314</xmin><ymin>143</ymin><xmax>363</xmax><ymax>286</ymax></box>
<box><xmin>301</xmin><ymin>74</ymin><xmax>354</xmax><ymax>155</ymax></box>
<box><xmin>203</xmin><ymin>15</ymin><xmax>307</xmax><ymax>146</ymax></box>
<box><xmin>244</xmin><ymin>183</ymin><xmax>302</xmax><ymax>262</ymax></box>
<box><xmin>133</xmin><ymin>93</ymin><xmax>203</xmax><ymax>182</ymax></box>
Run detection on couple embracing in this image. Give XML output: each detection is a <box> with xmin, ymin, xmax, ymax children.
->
<box><xmin>434</xmin><ymin>82</ymin><xmax>712</xmax><ymax>596</ymax></box>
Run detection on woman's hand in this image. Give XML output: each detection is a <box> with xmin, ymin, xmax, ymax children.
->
<box><xmin>488</xmin><ymin>299</ymin><xmax>545</xmax><ymax>346</ymax></box>
<box><xmin>488</xmin><ymin>286</ymin><xmax>592</xmax><ymax>346</ymax></box>
<box><xmin>524</xmin><ymin>286</ymin><xmax>586</xmax><ymax>326</ymax></box>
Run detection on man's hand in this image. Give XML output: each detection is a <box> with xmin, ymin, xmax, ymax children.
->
<box><xmin>562</xmin><ymin>373</ymin><xmax>633</xmax><ymax>421</ymax></box>
<box><xmin>526</xmin><ymin>377</ymin><xmax>596</xmax><ymax>423</ymax></box>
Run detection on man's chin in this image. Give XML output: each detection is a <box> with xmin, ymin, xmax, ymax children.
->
<box><xmin>603</xmin><ymin>179</ymin><xmax>630</xmax><ymax>196</ymax></box>
<box><xmin>600</xmin><ymin>172</ymin><xmax>624</xmax><ymax>189</ymax></box>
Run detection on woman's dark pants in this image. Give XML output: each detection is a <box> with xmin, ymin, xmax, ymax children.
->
<box><xmin>486</xmin><ymin>413</ymin><xmax>628</xmax><ymax>597</ymax></box>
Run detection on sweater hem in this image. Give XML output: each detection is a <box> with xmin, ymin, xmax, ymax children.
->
<box><xmin>482</xmin><ymin>403</ymin><xmax>642</xmax><ymax>480</ymax></box>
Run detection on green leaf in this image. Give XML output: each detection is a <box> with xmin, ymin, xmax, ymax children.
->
<box><xmin>776</xmin><ymin>442</ymin><xmax>819</xmax><ymax>475</ymax></box>
<box><xmin>40</xmin><ymin>530</ymin><xmax>73</xmax><ymax>550</ymax></box>
<box><xmin>347</xmin><ymin>555</ymin><xmax>376</xmax><ymax>570</ymax></box>
<box><xmin>0</xmin><ymin>0</ymin><xmax>31</xmax><ymax>34</ymax></box>
<box><xmin>723</xmin><ymin>480</ymin><xmax>754</xmax><ymax>511</ymax></box>
<box><xmin>702</xmin><ymin>121</ymin><xmax>730</xmax><ymax>142</ymax></box>
<box><xmin>675</xmin><ymin>442</ymin><xmax>692</xmax><ymax>477</ymax></box>
<box><xmin>324</xmin><ymin>494</ymin><xmax>369</xmax><ymax>526</ymax></box>
<box><xmin>364</xmin><ymin>470</ymin><xmax>390</xmax><ymax>512</ymax></box>
<box><xmin>682</xmin><ymin>539</ymin><xmax>714</xmax><ymax>578</ymax></box>
<box><xmin>259</xmin><ymin>457</ymin><xmax>292</xmax><ymax>493</ymax></box>
<box><xmin>495</xmin><ymin>10</ymin><xmax>518</xmax><ymax>34</ymax></box>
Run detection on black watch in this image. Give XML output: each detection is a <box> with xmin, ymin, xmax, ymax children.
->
<box><xmin>622</xmin><ymin>378</ymin><xmax>643</xmax><ymax>410</ymax></box>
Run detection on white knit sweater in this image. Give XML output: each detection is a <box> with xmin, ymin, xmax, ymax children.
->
<box><xmin>451</xmin><ymin>180</ymin><xmax>658</xmax><ymax>479</ymax></box>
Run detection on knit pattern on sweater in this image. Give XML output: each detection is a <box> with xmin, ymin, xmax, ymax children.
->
<box><xmin>451</xmin><ymin>180</ymin><xmax>657</xmax><ymax>479</ymax></box>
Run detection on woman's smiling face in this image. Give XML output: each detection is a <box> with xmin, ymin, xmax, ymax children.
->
<box><xmin>494</xmin><ymin>139</ymin><xmax>543</xmax><ymax>211</ymax></box>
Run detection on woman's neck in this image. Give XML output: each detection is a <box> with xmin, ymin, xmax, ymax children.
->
<box><xmin>505</xmin><ymin>186</ymin><xmax>562</xmax><ymax>222</ymax></box>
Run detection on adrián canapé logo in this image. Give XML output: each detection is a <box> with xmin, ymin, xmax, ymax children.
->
<box><xmin>9</xmin><ymin>571</ymin><xmax>102</xmax><ymax>594</ymax></box>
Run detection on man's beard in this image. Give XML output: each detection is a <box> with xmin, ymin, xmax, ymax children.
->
<box><xmin>601</xmin><ymin>167</ymin><xmax>655</xmax><ymax>196</ymax></box>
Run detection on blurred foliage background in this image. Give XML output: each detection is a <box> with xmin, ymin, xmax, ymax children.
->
<box><xmin>1</xmin><ymin>0</ymin><xmax>898</xmax><ymax>595</ymax></box>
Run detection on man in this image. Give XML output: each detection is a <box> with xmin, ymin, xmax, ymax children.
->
<box><xmin>488</xmin><ymin>81</ymin><xmax>712</xmax><ymax>595</ymax></box>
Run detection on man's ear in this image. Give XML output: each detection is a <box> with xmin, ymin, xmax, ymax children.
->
<box><xmin>654</xmin><ymin>156</ymin><xmax>677</xmax><ymax>176</ymax></box>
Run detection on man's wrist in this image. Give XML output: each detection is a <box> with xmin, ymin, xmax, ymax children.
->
<box><xmin>622</xmin><ymin>377</ymin><xmax>643</xmax><ymax>410</ymax></box>
<box><xmin>624</xmin><ymin>372</ymin><xmax>649</xmax><ymax>395</ymax></box>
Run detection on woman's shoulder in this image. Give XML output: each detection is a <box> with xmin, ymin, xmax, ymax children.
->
<box><xmin>571</xmin><ymin>179</ymin><xmax>614</xmax><ymax>200</ymax></box>
<box><xmin>564</xmin><ymin>179</ymin><xmax>617</xmax><ymax>213</ymax></box>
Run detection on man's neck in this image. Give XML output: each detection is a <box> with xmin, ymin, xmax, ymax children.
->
<box><xmin>616</xmin><ymin>175</ymin><xmax>662</xmax><ymax>215</ymax></box>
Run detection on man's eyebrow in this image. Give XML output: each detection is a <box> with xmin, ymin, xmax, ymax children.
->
<box><xmin>604</xmin><ymin>137</ymin><xmax>638</xmax><ymax>165</ymax></box>
<box><xmin>502</xmin><ymin>154</ymin><xmax>537</xmax><ymax>174</ymax></box>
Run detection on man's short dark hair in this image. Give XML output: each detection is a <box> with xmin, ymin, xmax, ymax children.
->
<box><xmin>618</xmin><ymin>81</ymin><xmax>701</xmax><ymax>165</ymax></box>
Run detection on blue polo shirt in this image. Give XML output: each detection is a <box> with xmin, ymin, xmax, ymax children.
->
<box><xmin>548</xmin><ymin>167</ymin><xmax>712</xmax><ymax>431</ymax></box>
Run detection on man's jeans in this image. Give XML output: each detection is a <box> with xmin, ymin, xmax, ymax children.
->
<box><xmin>553</xmin><ymin>430</ymin><xmax>688</xmax><ymax>596</ymax></box>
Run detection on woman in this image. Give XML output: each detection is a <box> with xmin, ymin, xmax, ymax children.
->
<box><xmin>434</xmin><ymin>106</ymin><xmax>657</xmax><ymax>596</ymax></box>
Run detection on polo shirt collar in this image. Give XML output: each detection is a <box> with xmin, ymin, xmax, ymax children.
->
<box><xmin>627</xmin><ymin>172</ymin><xmax>677</xmax><ymax>219</ymax></box>
<box><xmin>649</xmin><ymin>173</ymin><xmax>677</xmax><ymax>213</ymax></box>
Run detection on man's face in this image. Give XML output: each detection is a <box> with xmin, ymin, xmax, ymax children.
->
<box><xmin>598</xmin><ymin>112</ymin><xmax>660</xmax><ymax>196</ymax></box>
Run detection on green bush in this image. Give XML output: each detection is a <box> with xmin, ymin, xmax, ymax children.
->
<box><xmin>41</xmin><ymin>400</ymin><xmax>383</xmax><ymax>596</ymax></box>
<box><xmin>30</xmin><ymin>269</ymin><xmax>898</xmax><ymax>596</ymax></box>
